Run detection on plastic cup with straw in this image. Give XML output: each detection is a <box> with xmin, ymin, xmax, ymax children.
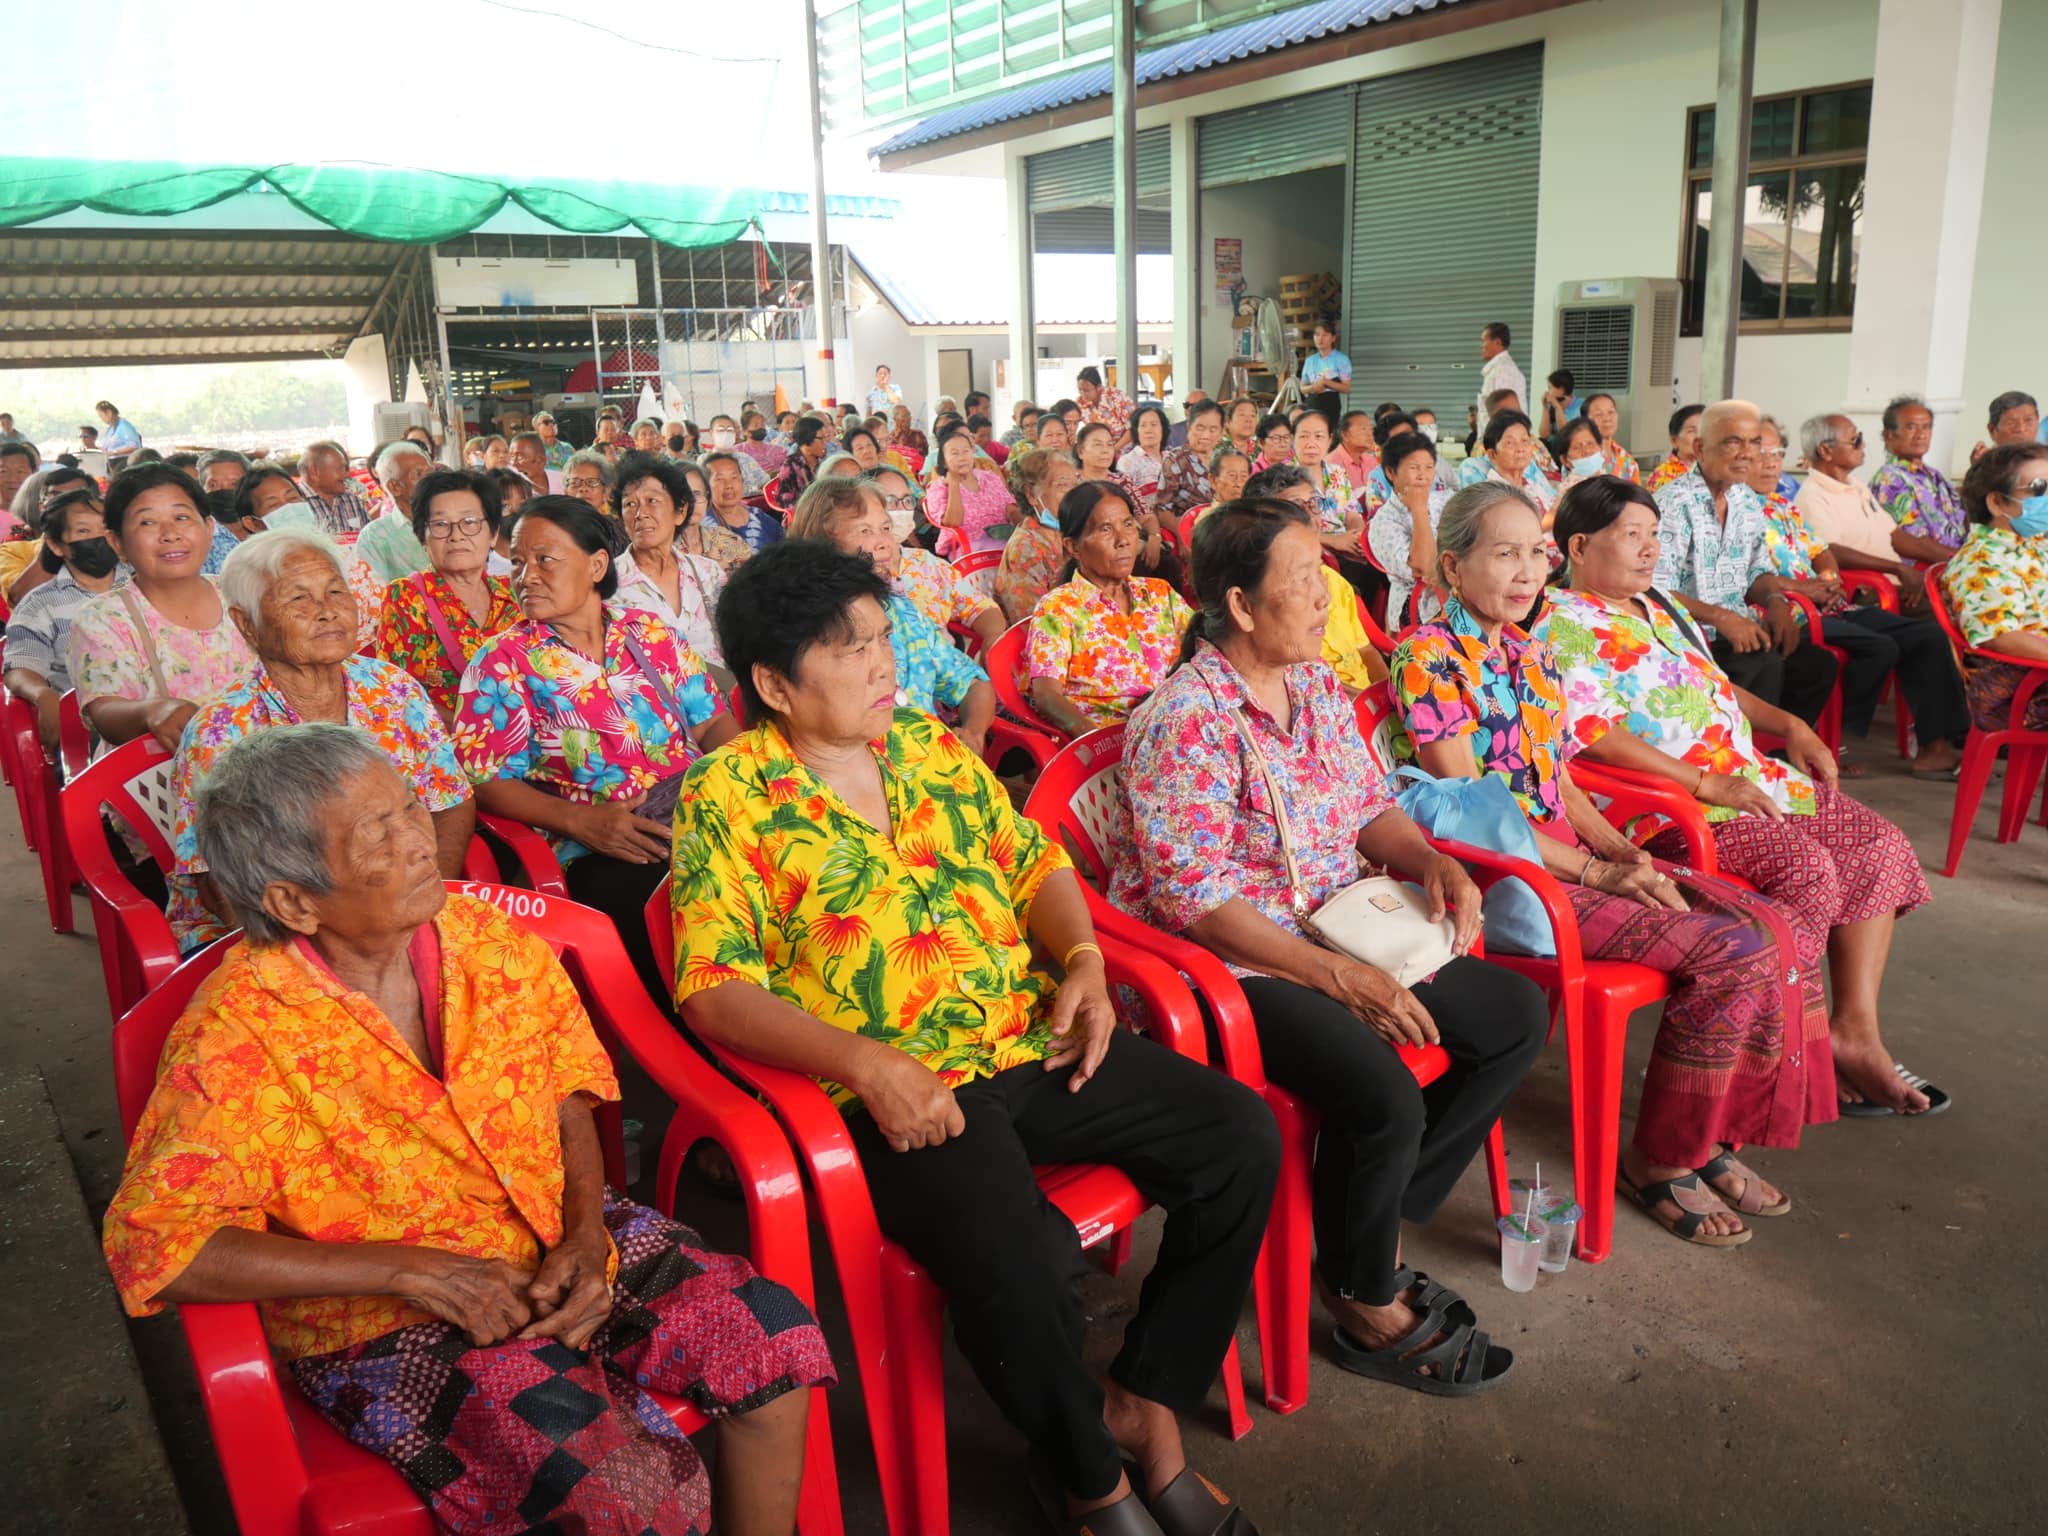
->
<box><xmin>1497</xmin><ymin>1184</ymin><xmax>1545</xmax><ymax>1292</ymax></box>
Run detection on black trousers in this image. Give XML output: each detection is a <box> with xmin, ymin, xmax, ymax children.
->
<box><xmin>1240</xmin><ymin>957</ymin><xmax>1546</xmax><ymax>1305</ymax></box>
<box><xmin>847</xmin><ymin>1040</ymin><xmax>1279</xmax><ymax>1500</ymax></box>
<box><xmin>1820</xmin><ymin>606</ymin><xmax>1970</xmax><ymax>746</ymax></box>
<box><xmin>1711</xmin><ymin>631</ymin><xmax>1839</xmax><ymax>726</ymax></box>
<box><xmin>563</xmin><ymin>852</ymin><xmax>672</xmax><ymax>1014</ymax></box>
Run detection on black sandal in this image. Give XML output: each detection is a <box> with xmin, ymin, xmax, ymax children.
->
<box><xmin>1144</xmin><ymin>1467</ymin><xmax>1260</xmax><ymax>1536</ymax></box>
<box><xmin>1618</xmin><ymin>1168</ymin><xmax>1752</xmax><ymax>1247</ymax></box>
<box><xmin>1388</xmin><ymin>1263</ymin><xmax>1472</xmax><ymax>1323</ymax></box>
<box><xmin>1027</xmin><ymin>1454</ymin><xmax>1167</xmax><ymax>1536</ymax></box>
<box><xmin>1326</xmin><ymin>1295</ymin><xmax>1514</xmax><ymax>1396</ymax></box>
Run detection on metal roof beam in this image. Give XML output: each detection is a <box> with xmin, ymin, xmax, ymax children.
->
<box><xmin>0</xmin><ymin>349</ymin><xmax>331</xmax><ymax>370</ymax></box>
<box><xmin>0</xmin><ymin>323</ymin><xmax>350</xmax><ymax>343</ymax></box>
<box><xmin>0</xmin><ymin>262</ymin><xmax>398</xmax><ymax>280</ymax></box>
<box><xmin>0</xmin><ymin>294</ymin><xmax>379</xmax><ymax>313</ymax></box>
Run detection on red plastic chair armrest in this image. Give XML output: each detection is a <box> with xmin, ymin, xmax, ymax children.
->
<box><xmin>58</xmin><ymin>691</ymin><xmax>89</xmax><ymax>778</ymax></box>
<box><xmin>179</xmin><ymin>1301</ymin><xmax>310</xmax><ymax>1536</ymax></box>
<box><xmin>1570</xmin><ymin>761</ymin><xmax>1718</xmax><ymax>874</ymax></box>
<box><xmin>475</xmin><ymin>812</ymin><xmax>569</xmax><ymax>896</ymax></box>
<box><xmin>1095</xmin><ymin>929</ymin><xmax>1207</xmax><ymax>1064</ymax></box>
<box><xmin>1838</xmin><ymin>569</ymin><xmax>1898</xmax><ymax>612</ymax></box>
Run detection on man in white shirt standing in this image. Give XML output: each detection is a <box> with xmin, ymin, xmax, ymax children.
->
<box><xmin>1477</xmin><ymin>322</ymin><xmax>1527</xmax><ymax>441</ymax></box>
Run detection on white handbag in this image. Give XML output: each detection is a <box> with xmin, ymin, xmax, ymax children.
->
<box><xmin>1228</xmin><ymin>710</ymin><xmax>1457</xmax><ymax>990</ymax></box>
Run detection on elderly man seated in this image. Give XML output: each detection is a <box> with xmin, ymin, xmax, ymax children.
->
<box><xmin>1793</xmin><ymin>411</ymin><xmax>1970</xmax><ymax>774</ymax></box>
<box><xmin>106</xmin><ymin>723</ymin><xmax>832</xmax><ymax>1536</ymax></box>
<box><xmin>356</xmin><ymin>440</ymin><xmax>434</xmax><ymax>583</ymax></box>
<box><xmin>1867</xmin><ymin>396</ymin><xmax>1966</xmax><ymax>560</ymax></box>
<box><xmin>1970</xmin><ymin>390</ymin><xmax>2041</xmax><ymax>463</ymax></box>
<box><xmin>672</xmin><ymin>540</ymin><xmax>1279</xmax><ymax>1536</ymax></box>
<box><xmin>1653</xmin><ymin>399</ymin><xmax>1837</xmax><ymax>727</ymax></box>
<box><xmin>167</xmin><ymin>528</ymin><xmax>474</xmax><ymax>952</ymax></box>
<box><xmin>298</xmin><ymin>439</ymin><xmax>374</xmax><ymax>535</ymax></box>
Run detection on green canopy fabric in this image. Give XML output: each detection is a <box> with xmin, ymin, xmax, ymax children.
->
<box><xmin>0</xmin><ymin>158</ymin><xmax>876</xmax><ymax>247</ymax></box>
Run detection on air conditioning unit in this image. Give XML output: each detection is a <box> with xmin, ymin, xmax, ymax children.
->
<box><xmin>372</xmin><ymin>401</ymin><xmax>431</xmax><ymax>448</ymax></box>
<box><xmin>1552</xmin><ymin>278</ymin><xmax>1681</xmax><ymax>459</ymax></box>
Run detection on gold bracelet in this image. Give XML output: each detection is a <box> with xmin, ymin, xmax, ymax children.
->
<box><xmin>1061</xmin><ymin>941</ymin><xmax>1105</xmax><ymax>971</ymax></box>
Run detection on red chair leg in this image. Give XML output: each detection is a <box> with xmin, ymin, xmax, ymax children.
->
<box><xmin>1483</xmin><ymin>1120</ymin><xmax>1510</xmax><ymax>1220</ymax></box>
<box><xmin>1220</xmin><ymin>1337</ymin><xmax>1253</xmax><ymax>1442</ymax></box>
<box><xmin>887</xmin><ymin>1256</ymin><xmax>952</xmax><ymax>1536</ymax></box>
<box><xmin>1892</xmin><ymin>680</ymin><xmax>1913</xmax><ymax>760</ymax></box>
<box><xmin>1944</xmin><ymin>732</ymin><xmax>1998</xmax><ymax>877</ymax></box>
<box><xmin>1997</xmin><ymin>744</ymin><xmax>2048</xmax><ymax>844</ymax></box>
<box><xmin>1254</xmin><ymin>1095</ymin><xmax>1316</xmax><ymax>1416</ymax></box>
<box><xmin>1568</xmin><ymin>996</ymin><xmax>1631</xmax><ymax>1265</ymax></box>
<box><xmin>1103</xmin><ymin>1226</ymin><xmax>1133</xmax><ymax>1277</ymax></box>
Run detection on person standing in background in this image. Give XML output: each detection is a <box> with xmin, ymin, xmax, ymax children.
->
<box><xmin>1301</xmin><ymin>320</ymin><xmax>1352</xmax><ymax>436</ymax></box>
<box><xmin>95</xmin><ymin>401</ymin><xmax>142</xmax><ymax>468</ymax></box>
<box><xmin>1476</xmin><ymin>323</ymin><xmax>1527</xmax><ymax>441</ymax></box>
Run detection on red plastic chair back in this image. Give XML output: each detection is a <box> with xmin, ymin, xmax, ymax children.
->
<box><xmin>2</xmin><ymin>685</ymin><xmax>44</xmax><ymax>849</ymax></box>
<box><xmin>60</xmin><ymin>736</ymin><xmax>181</xmax><ymax>1020</ymax></box>
<box><xmin>983</xmin><ymin>620</ymin><xmax>1069</xmax><ymax>740</ymax></box>
<box><xmin>949</xmin><ymin>549</ymin><xmax>1001</xmax><ymax>600</ymax></box>
<box><xmin>4</xmin><ymin>686</ymin><xmax>75</xmax><ymax>931</ymax></box>
<box><xmin>58</xmin><ymin>690</ymin><xmax>89</xmax><ymax>777</ymax></box>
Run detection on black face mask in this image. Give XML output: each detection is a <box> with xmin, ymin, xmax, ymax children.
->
<box><xmin>66</xmin><ymin>535</ymin><xmax>120</xmax><ymax>578</ymax></box>
<box><xmin>747</xmin><ymin>427</ymin><xmax>767</xmax><ymax>442</ymax></box>
<box><xmin>667</xmin><ymin>435</ymin><xmax>688</xmax><ymax>453</ymax></box>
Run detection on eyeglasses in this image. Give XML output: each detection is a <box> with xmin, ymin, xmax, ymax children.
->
<box><xmin>1759</xmin><ymin>447</ymin><xmax>1787</xmax><ymax>462</ymax></box>
<box><xmin>563</xmin><ymin>477</ymin><xmax>607</xmax><ymax>493</ymax></box>
<box><xmin>424</xmin><ymin>516</ymin><xmax>487</xmax><ymax>540</ymax></box>
<box><xmin>2012</xmin><ymin>478</ymin><xmax>2048</xmax><ymax>499</ymax></box>
<box><xmin>883</xmin><ymin>495</ymin><xmax>916</xmax><ymax>510</ymax></box>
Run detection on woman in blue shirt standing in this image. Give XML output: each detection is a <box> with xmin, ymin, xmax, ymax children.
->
<box><xmin>1301</xmin><ymin>319</ymin><xmax>1352</xmax><ymax>435</ymax></box>
<box><xmin>94</xmin><ymin>400</ymin><xmax>142</xmax><ymax>468</ymax></box>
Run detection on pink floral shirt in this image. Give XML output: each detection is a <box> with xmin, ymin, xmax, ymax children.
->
<box><xmin>924</xmin><ymin>468</ymin><xmax>1015</xmax><ymax>559</ymax></box>
<box><xmin>1111</xmin><ymin>643</ymin><xmax>1396</xmax><ymax>973</ymax></box>
<box><xmin>1026</xmin><ymin>574</ymin><xmax>1192</xmax><ymax>728</ymax></box>
<box><xmin>893</xmin><ymin>547</ymin><xmax>995</xmax><ymax>634</ymax></box>
<box><xmin>68</xmin><ymin>581</ymin><xmax>256</xmax><ymax>713</ymax></box>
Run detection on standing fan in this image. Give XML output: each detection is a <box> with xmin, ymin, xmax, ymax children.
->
<box><xmin>1252</xmin><ymin>296</ymin><xmax>1304</xmax><ymax>412</ymax></box>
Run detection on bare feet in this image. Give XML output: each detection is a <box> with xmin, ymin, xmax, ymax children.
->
<box><xmin>1833</xmin><ymin>1033</ymin><xmax>1932</xmax><ymax>1113</ymax></box>
<box><xmin>1620</xmin><ymin>1145</ymin><xmax>1745</xmax><ymax>1239</ymax></box>
<box><xmin>1099</xmin><ymin>1380</ymin><xmax>1184</xmax><ymax>1506</ymax></box>
<box><xmin>1313</xmin><ymin>1272</ymin><xmax>1463</xmax><ymax>1380</ymax></box>
<box><xmin>1909</xmin><ymin>739</ymin><xmax>1960</xmax><ymax>777</ymax></box>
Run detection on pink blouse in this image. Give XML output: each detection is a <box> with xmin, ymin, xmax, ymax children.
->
<box><xmin>924</xmin><ymin>468</ymin><xmax>1015</xmax><ymax>559</ymax></box>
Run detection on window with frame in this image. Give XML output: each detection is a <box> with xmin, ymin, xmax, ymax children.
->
<box><xmin>1680</xmin><ymin>82</ymin><xmax>1870</xmax><ymax>336</ymax></box>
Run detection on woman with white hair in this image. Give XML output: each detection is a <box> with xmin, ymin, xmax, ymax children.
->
<box><xmin>166</xmin><ymin>526</ymin><xmax>474</xmax><ymax>952</ymax></box>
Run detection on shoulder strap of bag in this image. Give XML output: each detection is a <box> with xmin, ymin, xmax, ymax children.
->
<box><xmin>412</xmin><ymin>573</ymin><xmax>468</xmax><ymax>680</ymax></box>
<box><xmin>117</xmin><ymin>584</ymin><xmax>172</xmax><ymax>698</ymax></box>
<box><xmin>1642</xmin><ymin>586</ymin><xmax>1715</xmax><ymax>659</ymax></box>
<box><xmin>1222</xmin><ymin>703</ymin><xmax>1309</xmax><ymax>915</ymax></box>
<box><xmin>616</xmin><ymin>619</ymin><xmax>688</xmax><ymax>725</ymax></box>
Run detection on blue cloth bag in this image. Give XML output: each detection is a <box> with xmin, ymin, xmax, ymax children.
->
<box><xmin>1392</xmin><ymin>766</ymin><xmax>1557</xmax><ymax>958</ymax></box>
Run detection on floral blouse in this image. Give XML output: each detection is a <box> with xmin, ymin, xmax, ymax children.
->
<box><xmin>454</xmin><ymin>607</ymin><xmax>721</xmax><ymax>863</ymax></box>
<box><xmin>1156</xmin><ymin>444</ymin><xmax>1214</xmax><ymax>516</ymax></box>
<box><xmin>1756</xmin><ymin>494</ymin><xmax>1848</xmax><ymax>617</ymax></box>
<box><xmin>168</xmin><ymin>656</ymin><xmax>471</xmax><ymax>950</ymax></box>
<box><xmin>681</xmin><ymin>519</ymin><xmax>754</xmax><ymax>577</ymax></box>
<box><xmin>924</xmin><ymin>468</ymin><xmax>1015</xmax><ymax>559</ymax></box>
<box><xmin>104</xmin><ymin>896</ymin><xmax>619</xmax><ymax>1361</ymax></box>
<box><xmin>613</xmin><ymin>547</ymin><xmax>727</xmax><ymax>666</ymax></box>
<box><xmin>1390</xmin><ymin>598</ymin><xmax>1580</xmax><ymax>826</ymax></box>
<box><xmin>376</xmin><ymin>570</ymin><xmax>523</xmax><ymax>718</ymax></box>
<box><xmin>1303</xmin><ymin>462</ymin><xmax>1360</xmax><ymax>533</ymax></box>
<box><xmin>1534</xmin><ymin>585</ymin><xmax>1815</xmax><ymax>822</ymax></box>
<box><xmin>1645</xmin><ymin>455</ymin><xmax>1693</xmax><ymax>493</ymax></box>
<box><xmin>1026</xmin><ymin>573</ymin><xmax>1192</xmax><ymax>728</ymax></box>
<box><xmin>1941</xmin><ymin>526</ymin><xmax>2048</xmax><ymax>651</ymax></box>
<box><xmin>995</xmin><ymin>521</ymin><xmax>1065</xmax><ymax>627</ymax></box>
<box><xmin>1602</xmin><ymin>444</ymin><xmax>1642</xmax><ymax>484</ymax></box>
<box><xmin>1116</xmin><ymin>447</ymin><xmax>1164</xmax><ymax>506</ymax></box>
<box><xmin>887</xmin><ymin>594</ymin><xmax>985</xmax><ymax>716</ymax></box>
<box><xmin>672</xmin><ymin>711</ymin><xmax>1069</xmax><ymax>1109</ymax></box>
<box><xmin>1869</xmin><ymin>453</ymin><xmax>1966</xmax><ymax>553</ymax></box>
<box><xmin>68</xmin><ymin>580</ymin><xmax>255</xmax><ymax>712</ymax></box>
<box><xmin>1111</xmin><ymin>642</ymin><xmax>1396</xmax><ymax>975</ymax></box>
<box><xmin>894</xmin><ymin>546</ymin><xmax>994</xmax><ymax>635</ymax></box>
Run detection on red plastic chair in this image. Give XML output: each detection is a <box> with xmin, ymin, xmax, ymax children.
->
<box><xmin>642</xmin><ymin>882</ymin><xmax>1251</xmax><ymax>1536</ymax></box>
<box><xmin>949</xmin><ymin>548</ymin><xmax>1001</xmax><ymax>601</ymax></box>
<box><xmin>60</xmin><ymin>737</ymin><xmax>181</xmax><ymax>1021</ymax></box>
<box><xmin>474</xmin><ymin>810</ymin><xmax>570</xmax><ymax>895</ymax></box>
<box><xmin>113</xmin><ymin>886</ymin><xmax>846</xmax><ymax>1536</ymax></box>
<box><xmin>984</xmin><ymin>620</ymin><xmax>1073</xmax><ymax>744</ymax></box>
<box><xmin>1836</xmin><ymin>571</ymin><xmax>1913</xmax><ymax>756</ymax></box>
<box><xmin>3</xmin><ymin>686</ymin><xmax>74</xmax><ymax>931</ymax></box>
<box><xmin>1926</xmin><ymin>563</ymin><xmax>2048</xmax><ymax>876</ymax></box>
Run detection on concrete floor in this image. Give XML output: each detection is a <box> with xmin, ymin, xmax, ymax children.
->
<box><xmin>4</xmin><ymin>726</ymin><xmax>2044</xmax><ymax>1535</ymax></box>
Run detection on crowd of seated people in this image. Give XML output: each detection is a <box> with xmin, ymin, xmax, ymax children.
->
<box><xmin>0</xmin><ymin>357</ymin><xmax>2037</xmax><ymax>1536</ymax></box>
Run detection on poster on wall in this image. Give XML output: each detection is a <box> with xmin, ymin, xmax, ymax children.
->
<box><xmin>1212</xmin><ymin>237</ymin><xmax>1243</xmax><ymax>307</ymax></box>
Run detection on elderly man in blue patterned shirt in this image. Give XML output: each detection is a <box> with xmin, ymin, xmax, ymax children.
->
<box><xmin>1652</xmin><ymin>398</ymin><xmax>1839</xmax><ymax>727</ymax></box>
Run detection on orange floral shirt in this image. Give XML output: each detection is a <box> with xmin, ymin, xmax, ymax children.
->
<box><xmin>103</xmin><ymin>896</ymin><xmax>620</xmax><ymax>1361</ymax></box>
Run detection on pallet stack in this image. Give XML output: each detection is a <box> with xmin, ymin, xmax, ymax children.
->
<box><xmin>1277</xmin><ymin>272</ymin><xmax>1341</xmax><ymax>365</ymax></box>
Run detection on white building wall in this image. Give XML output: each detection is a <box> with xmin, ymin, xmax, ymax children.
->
<box><xmin>1962</xmin><ymin>0</ymin><xmax>2045</xmax><ymax>448</ymax></box>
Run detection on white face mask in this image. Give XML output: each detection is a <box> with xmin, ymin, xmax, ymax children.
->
<box><xmin>887</xmin><ymin>505</ymin><xmax>915</xmax><ymax>542</ymax></box>
<box><xmin>1418</xmin><ymin>422</ymin><xmax>1439</xmax><ymax>443</ymax></box>
<box><xmin>710</xmin><ymin>428</ymin><xmax>736</xmax><ymax>449</ymax></box>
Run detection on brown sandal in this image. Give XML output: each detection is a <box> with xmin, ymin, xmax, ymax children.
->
<box><xmin>1618</xmin><ymin>1168</ymin><xmax>1752</xmax><ymax>1247</ymax></box>
<box><xmin>1696</xmin><ymin>1146</ymin><xmax>1791</xmax><ymax>1216</ymax></box>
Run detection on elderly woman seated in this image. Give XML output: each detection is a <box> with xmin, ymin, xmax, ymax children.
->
<box><xmin>107</xmin><ymin>724</ymin><xmax>831</xmax><ymax>1536</ymax></box>
<box><xmin>1392</xmin><ymin>485</ymin><xmax>1823</xmax><ymax>1243</ymax></box>
<box><xmin>607</xmin><ymin>452</ymin><xmax>729</xmax><ymax>669</ymax></box>
<box><xmin>672</xmin><ymin>540</ymin><xmax>1278</xmax><ymax>1535</ymax></box>
<box><xmin>455</xmin><ymin>496</ymin><xmax>735</xmax><ymax>1004</ymax></box>
<box><xmin>1539</xmin><ymin>476</ymin><xmax>1945</xmax><ymax>1118</ymax></box>
<box><xmin>169</xmin><ymin>528</ymin><xmax>474</xmax><ymax>952</ymax></box>
<box><xmin>996</xmin><ymin>448</ymin><xmax>1078</xmax><ymax>626</ymax></box>
<box><xmin>787</xmin><ymin>476</ymin><xmax>996</xmax><ymax>759</ymax></box>
<box><xmin>376</xmin><ymin>468</ymin><xmax>522</xmax><ymax>724</ymax></box>
<box><xmin>1156</xmin><ymin>400</ymin><xmax>1225</xmax><ymax>518</ymax></box>
<box><xmin>71</xmin><ymin>464</ymin><xmax>257</xmax><ymax>754</ymax></box>
<box><xmin>1112</xmin><ymin>498</ymin><xmax>1543</xmax><ymax>1393</ymax></box>
<box><xmin>1367</xmin><ymin>432</ymin><xmax>1455</xmax><ymax>629</ymax></box>
<box><xmin>1943</xmin><ymin>442</ymin><xmax>2048</xmax><ymax>733</ymax></box>
<box><xmin>878</xmin><ymin>489</ymin><xmax>1007</xmax><ymax>651</ymax></box>
<box><xmin>1027</xmin><ymin>483</ymin><xmax>1194</xmax><ymax>736</ymax></box>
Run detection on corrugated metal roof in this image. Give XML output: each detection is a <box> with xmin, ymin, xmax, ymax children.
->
<box><xmin>873</xmin><ymin>0</ymin><xmax>1470</xmax><ymax>156</ymax></box>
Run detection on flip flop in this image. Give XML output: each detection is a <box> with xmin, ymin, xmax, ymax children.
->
<box><xmin>1839</xmin><ymin>1062</ymin><xmax>1952</xmax><ymax>1117</ymax></box>
<box><xmin>1025</xmin><ymin>1454</ymin><xmax>1165</xmax><ymax>1536</ymax></box>
<box><xmin>1617</xmin><ymin>1168</ymin><xmax>1752</xmax><ymax>1247</ymax></box>
<box><xmin>1696</xmin><ymin>1145</ymin><xmax>1791</xmax><ymax>1216</ymax></box>
<box><xmin>1144</xmin><ymin>1468</ymin><xmax>1260</xmax><ymax>1536</ymax></box>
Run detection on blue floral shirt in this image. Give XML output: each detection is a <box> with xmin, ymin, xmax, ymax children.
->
<box><xmin>1651</xmin><ymin>466</ymin><xmax>1774</xmax><ymax>637</ymax></box>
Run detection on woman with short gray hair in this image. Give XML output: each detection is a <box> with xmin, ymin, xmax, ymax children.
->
<box><xmin>164</xmin><ymin>527</ymin><xmax>473</xmax><ymax>954</ymax></box>
<box><xmin>108</xmin><ymin>722</ymin><xmax>833</xmax><ymax>1536</ymax></box>
<box><xmin>560</xmin><ymin>448</ymin><xmax>615</xmax><ymax>513</ymax></box>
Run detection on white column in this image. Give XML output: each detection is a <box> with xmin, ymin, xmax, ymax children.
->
<box><xmin>1006</xmin><ymin>143</ymin><xmax>1037</xmax><ymax>414</ymax></box>
<box><xmin>1168</xmin><ymin>114</ymin><xmax>1199</xmax><ymax>407</ymax></box>
<box><xmin>803</xmin><ymin>0</ymin><xmax>837</xmax><ymax>406</ymax></box>
<box><xmin>1698</xmin><ymin>0</ymin><xmax>1757</xmax><ymax>403</ymax></box>
<box><xmin>1110</xmin><ymin>0</ymin><xmax>1138</xmax><ymax>399</ymax></box>
<box><xmin>1843</xmin><ymin>0</ymin><xmax>2003</xmax><ymax>470</ymax></box>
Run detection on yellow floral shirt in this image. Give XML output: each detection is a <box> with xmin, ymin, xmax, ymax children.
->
<box><xmin>671</xmin><ymin>711</ymin><xmax>1070</xmax><ymax>1108</ymax></box>
<box><xmin>103</xmin><ymin>896</ymin><xmax>620</xmax><ymax>1361</ymax></box>
<box><xmin>1942</xmin><ymin>525</ymin><xmax>2048</xmax><ymax>650</ymax></box>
